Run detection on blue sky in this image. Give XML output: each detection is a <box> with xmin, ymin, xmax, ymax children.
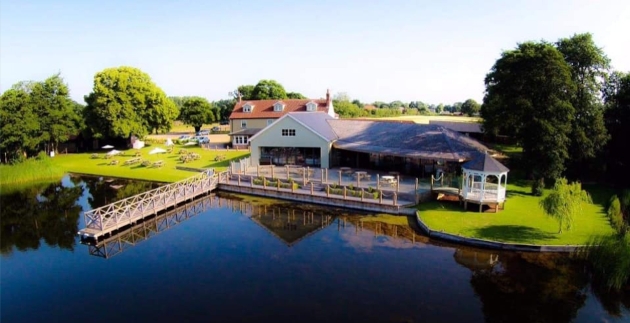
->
<box><xmin>1</xmin><ymin>0</ymin><xmax>628</xmax><ymax>104</ymax></box>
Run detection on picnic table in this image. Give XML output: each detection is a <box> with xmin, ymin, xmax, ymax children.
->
<box><xmin>381</xmin><ymin>175</ymin><xmax>397</xmax><ymax>186</ymax></box>
<box><xmin>123</xmin><ymin>157</ymin><xmax>142</xmax><ymax>165</ymax></box>
<box><xmin>91</xmin><ymin>153</ymin><xmax>100</xmax><ymax>159</ymax></box>
<box><xmin>108</xmin><ymin>159</ymin><xmax>119</xmax><ymax>166</ymax></box>
<box><xmin>214</xmin><ymin>154</ymin><xmax>226</xmax><ymax>161</ymax></box>
<box><xmin>152</xmin><ymin>160</ymin><xmax>165</xmax><ymax>168</ymax></box>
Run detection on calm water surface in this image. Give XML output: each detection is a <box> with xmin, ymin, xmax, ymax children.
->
<box><xmin>1</xmin><ymin>175</ymin><xmax>628</xmax><ymax>323</ymax></box>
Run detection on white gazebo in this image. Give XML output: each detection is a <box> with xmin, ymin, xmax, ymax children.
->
<box><xmin>461</xmin><ymin>152</ymin><xmax>509</xmax><ymax>212</ymax></box>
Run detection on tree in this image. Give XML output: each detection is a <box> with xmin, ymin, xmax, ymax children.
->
<box><xmin>286</xmin><ymin>92</ymin><xmax>306</xmax><ymax>99</ymax></box>
<box><xmin>179</xmin><ymin>97</ymin><xmax>214</xmax><ymax>133</ymax></box>
<box><xmin>556</xmin><ymin>33</ymin><xmax>610</xmax><ymax>176</ymax></box>
<box><xmin>334</xmin><ymin>92</ymin><xmax>351</xmax><ymax>102</ymax></box>
<box><xmin>539</xmin><ymin>178</ymin><xmax>592</xmax><ymax>233</ymax></box>
<box><xmin>30</xmin><ymin>74</ymin><xmax>79</xmax><ymax>152</ymax></box>
<box><xmin>251</xmin><ymin>80</ymin><xmax>287</xmax><ymax>100</ymax></box>
<box><xmin>0</xmin><ymin>83</ymin><xmax>40</xmax><ymax>162</ymax></box>
<box><xmin>452</xmin><ymin>102</ymin><xmax>463</xmax><ymax>113</ymax></box>
<box><xmin>333</xmin><ymin>100</ymin><xmax>365</xmax><ymax>118</ymax></box>
<box><xmin>84</xmin><ymin>66</ymin><xmax>178</xmax><ymax>139</ymax></box>
<box><xmin>482</xmin><ymin>41</ymin><xmax>575</xmax><ymax>180</ymax></box>
<box><xmin>212</xmin><ymin>99</ymin><xmax>236</xmax><ymax>122</ymax></box>
<box><xmin>603</xmin><ymin>71</ymin><xmax>630</xmax><ymax>186</ymax></box>
<box><xmin>435</xmin><ymin>104</ymin><xmax>443</xmax><ymax>114</ymax></box>
<box><xmin>232</xmin><ymin>85</ymin><xmax>255</xmax><ymax>100</ymax></box>
<box><xmin>461</xmin><ymin>99</ymin><xmax>481</xmax><ymax>116</ymax></box>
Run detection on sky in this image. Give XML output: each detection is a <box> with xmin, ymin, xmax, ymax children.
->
<box><xmin>1</xmin><ymin>0</ymin><xmax>629</xmax><ymax>105</ymax></box>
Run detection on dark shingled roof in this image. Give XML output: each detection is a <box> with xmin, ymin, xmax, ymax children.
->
<box><xmin>462</xmin><ymin>152</ymin><xmax>509</xmax><ymax>173</ymax></box>
<box><xmin>327</xmin><ymin>120</ymin><xmax>489</xmax><ymax>161</ymax></box>
<box><xmin>229</xmin><ymin>128</ymin><xmax>263</xmax><ymax>136</ymax></box>
<box><xmin>428</xmin><ymin>120</ymin><xmax>483</xmax><ymax>133</ymax></box>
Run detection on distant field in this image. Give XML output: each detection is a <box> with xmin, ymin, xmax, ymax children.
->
<box><xmin>375</xmin><ymin>115</ymin><xmax>482</xmax><ymax>124</ymax></box>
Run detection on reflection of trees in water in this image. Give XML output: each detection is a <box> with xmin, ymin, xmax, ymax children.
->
<box><xmin>84</xmin><ymin>177</ymin><xmax>161</xmax><ymax>210</ymax></box>
<box><xmin>469</xmin><ymin>252</ymin><xmax>588</xmax><ymax>323</ymax></box>
<box><xmin>339</xmin><ymin>216</ymin><xmax>431</xmax><ymax>245</ymax></box>
<box><xmin>1</xmin><ymin>182</ymin><xmax>84</xmax><ymax>255</ymax></box>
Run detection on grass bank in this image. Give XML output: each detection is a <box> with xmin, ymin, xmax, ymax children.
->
<box><xmin>0</xmin><ymin>157</ymin><xmax>65</xmax><ymax>187</ymax></box>
<box><xmin>417</xmin><ymin>182</ymin><xmax>615</xmax><ymax>245</ymax></box>
<box><xmin>1</xmin><ymin>145</ymin><xmax>250</xmax><ymax>186</ymax></box>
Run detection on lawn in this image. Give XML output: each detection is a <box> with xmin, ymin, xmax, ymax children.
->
<box><xmin>417</xmin><ymin>182</ymin><xmax>615</xmax><ymax>245</ymax></box>
<box><xmin>377</xmin><ymin>115</ymin><xmax>481</xmax><ymax>124</ymax></box>
<box><xmin>1</xmin><ymin>144</ymin><xmax>250</xmax><ymax>186</ymax></box>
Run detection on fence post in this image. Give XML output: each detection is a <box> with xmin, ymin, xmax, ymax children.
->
<box><xmin>250</xmin><ymin>176</ymin><xmax>254</xmax><ymax>187</ymax></box>
<box><xmin>326</xmin><ymin>185</ymin><xmax>330</xmax><ymax>197</ymax></box>
<box><xmin>310</xmin><ymin>182</ymin><xmax>314</xmax><ymax>195</ymax></box>
<box><xmin>415</xmin><ymin>177</ymin><xmax>419</xmax><ymax>202</ymax></box>
<box><xmin>238</xmin><ymin>174</ymin><xmax>241</xmax><ymax>187</ymax></box>
<box><xmin>431</xmin><ymin>175</ymin><xmax>434</xmax><ymax>191</ymax></box>
<box><xmin>393</xmin><ymin>192</ymin><xmax>398</xmax><ymax>206</ymax></box>
<box><xmin>306</xmin><ymin>166</ymin><xmax>310</xmax><ymax>181</ymax></box>
<box><xmin>271</xmin><ymin>165</ymin><xmax>274</xmax><ymax>179</ymax></box>
<box><xmin>396</xmin><ymin>175</ymin><xmax>400</xmax><ymax>192</ymax></box>
<box><xmin>286</xmin><ymin>165</ymin><xmax>289</xmax><ymax>180</ymax></box>
<box><xmin>343</xmin><ymin>186</ymin><xmax>347</xmax><ymax>199</ymax></box>
<box><xmin>379</xmin><ymin>190</ymin><xmax>383</xmax><ymax>204</ymax></box>
<box><xmin>257</xmin><ymin>164</ymin><xmax>260</xmax><ymax>177</ymax></box>
<box><xmin>263</xmin><ymin>177</ymin><xmax>267</xmax><ymax>189</ymax></box>
<box><xmin>303</xmin><ymin>171</ymin><xmax>306</xmax><ymax>186</ymax></box>
<box><xmin>277</xmin><ymin>179</ymin><xmax>280</xmax><ymax>191</ymax></box>
<box><xmin>361</xmin><ymin>188</ymin><xmax>364</xmax><ymax>202</ymax></box>
<box><xmin>338</xmin><ymin>170</ymin><xmax>342</xmax><ymax>186</ymax></box>
<box><xmin>377</xmin><ymin>174</ymin><xmax>380</xmax><ymax>190</ymax></box>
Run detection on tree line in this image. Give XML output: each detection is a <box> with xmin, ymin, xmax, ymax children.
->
<box><xmin>481</xmin><ymin>33</ymin><xmax>629</xmax><ymax>188</ymax></box>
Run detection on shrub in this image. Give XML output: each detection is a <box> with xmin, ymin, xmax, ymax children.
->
<box><xmin>608</xmin><ymin>195</ymin><xmax>625</xmax><ymax>234</ymax></box>
<box><xmin>36</xmin><ymin>151</ymin><xmax>49</xmax><ymax>160</ymax></box>
<box><xmin>619</xmin><ymin>189</ymin><xmax>630</xmax><ymax>216</ymax></box>
<box><xmin>531</xmin><ymin>178</ymin><xmax>545</xmax><ymax>196</ymax></box>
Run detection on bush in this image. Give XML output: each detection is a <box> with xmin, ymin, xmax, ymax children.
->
<box><xmin>619</xmin><ymin>189</ymin><xmax>630</xmax><ymax>215</ymax></box>
<box><xmin>531</xmin><ymin>178</ymin><xmax>545</xmax><ymax>196</ymax></box>
<box><xmin>36</xmin><ymin>151</ymin><xmax>49</xmax><ymax>160</ymax></box>
<box><xmin>608</xmin><ymin>196</ymin><xmax>624</xmax><ymax>232</ymax></box>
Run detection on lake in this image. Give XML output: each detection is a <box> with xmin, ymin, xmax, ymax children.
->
<box><xmin>1</xmin><ymin>175</ymin><xmax>628</xmax><ymax>323</ymax></box>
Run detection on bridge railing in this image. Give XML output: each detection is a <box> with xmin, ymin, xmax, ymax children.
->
<box><xmin>83</xmin><ymin>170</ymin><xmax>220</xmax><ymax>231</ymax></box>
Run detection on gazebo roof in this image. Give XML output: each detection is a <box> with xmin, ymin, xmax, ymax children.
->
<box><xmin>462</xmin><ymin>152</ymin><xmax>509</xmax><ymax>173</ymax></box>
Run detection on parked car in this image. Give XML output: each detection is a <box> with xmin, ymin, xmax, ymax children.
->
<box><xmin>197</xmin><ymin>136</ymin><xmax>210</xmax><ymax>144</ymax></box>
<box><xmin>219</xmin><ymin>120</ymin><xmax>229</xmax><ymax>125</ymax></box>
<box><xmin>178</xmin><ymin>135</ymin><xmax>191</xmax><ymax>141</ymax></box>
<box><xmin>197</xmin><ymin>130</ymin><xmax>210</xmax><ymax>136</ymax></box>
<box><xmin>211</xmin><ymin>126</ymin><xmax>220</xmax><ymax>132</ymax></box>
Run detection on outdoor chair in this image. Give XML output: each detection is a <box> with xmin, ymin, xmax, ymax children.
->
<box><xmin>91</xmin><ymin>153</ymin><xmax>99</xmax><ymax>159</ymax></box>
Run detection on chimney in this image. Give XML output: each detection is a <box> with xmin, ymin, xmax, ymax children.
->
<box><xmin>326</xmin><ymin>89</ymin><xmax>331</xmax><ymax>104</ymax></box>
<box><xmin>238</xmin><ymin>92</ymin><xmax>242</xmax><ymax>103</ymax></box>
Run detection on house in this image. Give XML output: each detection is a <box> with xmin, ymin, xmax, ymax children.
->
<box><xmin>228</xmin><ymin>90</ymin><xmax>336</xmax><ymax>149</ymax></box>
<box><xmin>249</xmin><ymin>112</ymin><xmax>490</xmax><ymax>176</ymax></box>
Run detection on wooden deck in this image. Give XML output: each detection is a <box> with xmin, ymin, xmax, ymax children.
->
<box><xmin>78</xmin><ymin>170</ymin><xmax>222</xmax><ymax>241</ymax></box>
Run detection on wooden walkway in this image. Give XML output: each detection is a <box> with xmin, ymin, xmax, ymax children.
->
<box><xmin>78</xmin><ymin>170</ymin><xmax>221</xmax><ymax>241</ymax></box>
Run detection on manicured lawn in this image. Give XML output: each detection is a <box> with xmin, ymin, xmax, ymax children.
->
<box><xmin>417</xmin><ymin>183</ymin><xmax>615</xmax><ymax>245</ymax></box>
<box><xmin>1</xmin><ymin>145</ymin><xmax>250</xmax><ymax>186</ymax></box>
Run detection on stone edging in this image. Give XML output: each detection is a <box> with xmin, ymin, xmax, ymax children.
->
<box><xmin>415</xmin><ymin>211</ymin><xmax>582</xmax><ymax>252</ymax></box>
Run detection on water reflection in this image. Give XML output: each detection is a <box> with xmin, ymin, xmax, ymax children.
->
<box><xmin>1</xmin><ymin>182</ymin><xmax>83</xmax><ymax>255</ymax></box>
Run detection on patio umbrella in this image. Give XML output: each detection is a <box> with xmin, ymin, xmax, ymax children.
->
<box><xmin>101</xmin><ymin>145</ymin><xmax>114</xmax><ymax>149</ymax></box>
<box><xmin>149</xmin><ymin>147</ymin><xmax>167</xmax><ymax>155</ymax></box>
<box><xmin>165</xmin><ymin>138</ymin><xmax>174</xmax><ymax>146</ymax></box>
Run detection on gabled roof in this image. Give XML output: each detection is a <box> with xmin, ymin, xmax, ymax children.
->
<box><xmin>248</xmin><ymin>112</ymin><xmax>337</xmax><ymax>142</ymax></box>
<box><xmin>428</xmin><ymin>120</ymin><xmax>483</xmax><ymax>133</ymax></box>
<box><xmin>462</xmin><ymin>152</ymin><xmax>509</xmax><ymax>173</ymax></box>
<box><xmin>327</xmin><ymin>120</ymin><xmax>489</xmax><ymax>161</ymax></box>
<box><xmin>230</xmin><ymin>99</ymin><xmax>328</xmax><ymax>119</ymax></box>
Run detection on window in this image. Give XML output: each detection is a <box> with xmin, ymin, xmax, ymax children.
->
<box><xmin>306</xmin><ymin>101</ymin><xmax>317</xmax><ymax>111</ymax></box>
<box><xmin>281</xmin><ymin>129</ymin><xmax>296</xmax><ymax>136</ymax></box>
<box><xmin>267</xmin><ymin>119</ymin><xmax>274</xmax><ymax>126</ymax></box>
<box><xmin>243</xmin><ymin>103</ymin><xmax>254</xmax><ymax>113</ymax></box>
<box><xmin>234</xmin><ymin>136</ymin><xmax>248</xmax><ymax>145</ymax></box>
<box><xmin>273</xmin><ymin>102</ymin><xmax>285</xmax><ymax>112</ymax></box>
<box><xmin>241</xmin><ymin>121</ymin><xmax>247</xmax><ymax>128</ymax></box>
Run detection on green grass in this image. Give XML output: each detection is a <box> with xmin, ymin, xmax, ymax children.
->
<box><xmin>418</xmin><ymin>183</ymin><xmax>615</xmax><ymax>245</ymax></box>
<box><xmin>0</xmin><ymin>157</ymin><xmax>65</xmax><ymax>186</ymax></box>
<box><xmin>1</xmin><ymin>145</ymin><xmax>250</xmax><ymax>185</ymax></box>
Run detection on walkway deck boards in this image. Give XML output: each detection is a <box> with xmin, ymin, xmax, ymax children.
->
<box><xmin>78</xmin><ymin>171</ymin><xmax>219</xmax><ymax>240</ymax></box>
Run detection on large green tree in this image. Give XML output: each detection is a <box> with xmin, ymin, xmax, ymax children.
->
<box><xmin>251</xmin><ymin>80</ymin><xmax>288</xmax><ymax>100</ymax></box>
<box><xmin>30</xmin><ymin>74</ymin><xmax>78</xmax><ymax>152</ymax></box>
<box><xmin>482</xmin><ymin>41</ymin><xmax>576</xmax><ymax>180</ymax></box>
<box><xmin>0</xmin><ymin>83</ymin><xmax>40</xmax><ymax>161</ymax></box>
<box><xmin>556</xmin><ymin>33</ymin><xmax>610</xmax><ymax>176</ymax></box>
<box><xmin>603</xmin><ymin>71</ymin><xmax>630</xmax><ymax>186</ymax></box>
<box><xmin>286</xmin><ymin>92</ymin><xmax>306</xmax><ymax>99</ymax></box>
<box><xmin>179</xmin><ymin>97</ymin><xmax>214</xmax><ymax>133</ymax></box>
<box><xmin>461</xmin><ymin>99</ymin><xmax>481</xmax><ymax>116</ymax></box>
<box><xmin>84</xmin><ymin>66</ymin><xmax>178</xmax><ymax>138</ymax></box>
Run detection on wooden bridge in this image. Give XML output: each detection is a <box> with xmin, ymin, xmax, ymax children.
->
<box><xmin>78</xmin><ymin>170</ymin><xmax>223</xmax><ymax>241</ymax></box>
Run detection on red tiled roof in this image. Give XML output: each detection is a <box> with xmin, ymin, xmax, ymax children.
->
<box><xmin>229</xmin><ymin>99</ymin><xmax>328</xmax><ymax>119</ymax></box>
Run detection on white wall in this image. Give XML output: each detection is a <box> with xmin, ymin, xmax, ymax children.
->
<box><xmin>250</xmin><ymin>116</ymin><xmax>332</xmax><ymax>168</ymax></box>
